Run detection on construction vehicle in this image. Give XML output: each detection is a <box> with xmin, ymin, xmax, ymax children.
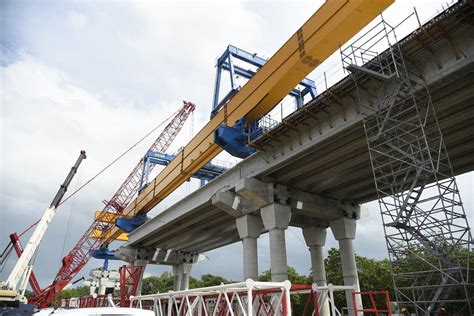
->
<box><xmin>0</xmin><ymin>151</ymin><xmax>87</xmax><ymax>308</ymax></box>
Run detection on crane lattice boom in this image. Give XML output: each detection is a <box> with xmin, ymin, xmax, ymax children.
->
<box><xmin>30</xmin><ymin>101</ymin><xmax>195</xmax><ymax>308</ymax></box>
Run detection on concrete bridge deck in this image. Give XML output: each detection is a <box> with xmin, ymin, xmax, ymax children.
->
<box><xmin>120</xmin><ymin>2</ymin><xmax>474</xmax><ymax>258</ymax></box>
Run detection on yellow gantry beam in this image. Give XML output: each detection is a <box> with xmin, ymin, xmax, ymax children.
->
<box><xmin>103</xmin><ymin>0</ymin><xmax>394</xmax><ymax>245</ymax></box>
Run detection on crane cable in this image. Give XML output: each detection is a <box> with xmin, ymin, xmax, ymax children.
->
<box><xmin>60</xmin><ymin>174</ymin><xmax>80</xmax><ymax>262</ymax></box>
<box><xmin>15</xmin><ymin>108</ymin><xmax>181</xmax><ymax>237</ymax></box>
<box><xmin>0</xmin><ymin>242</ymin><xmax>14</xmax><ymax>273</ymax></box>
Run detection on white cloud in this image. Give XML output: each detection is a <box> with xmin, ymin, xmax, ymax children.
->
<box><xmin>68</xmin><ymin>11</ymin><xmax>87</xmax><ymax>30</ymax></box>
<box><xmin>0</xmin><ymin>54</ymin><xmax>198</xmax><ymax>284</ymax></box>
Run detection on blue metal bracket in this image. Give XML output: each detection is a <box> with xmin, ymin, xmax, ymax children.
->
<box><xmin>91</xmin><ymin>248</ymin><xmax>117</xmax><ymax>270</ymax></box>
<box><xmin>214</xmin><ymin>118</ymin><xmax>262</xmax><ymax>158</ymax></box>
<box><xmin>139</xmin><ymin>150</ymin><xmax>228</xmax><ymax>192</ymax></box>
<box><xmin>115</xmin><ymin>211</ymin><xmax>148</xmax><ymax>233</ymax></box>
<box><xmin>91</xmin><ymin>247</ymin><xmax>116</xmax><ymax>260</ymax></box>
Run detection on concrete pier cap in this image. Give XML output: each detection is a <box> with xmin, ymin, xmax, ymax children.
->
<box><xmin>302</xmin><ymin>225</ymin><xmax>327</xmax><ymax>246</ymax></box>
<box><xmin>260</xmin><ymin>203</ymin><xmax>291</xmax><ymax>230</ymax></box>
<box><xmin>236</xmin><ymin>214</ymin><xmax>262</xmax><ymax>239</ymax></box>
<box><xmin>330</xmin><ymin>217</ymin><xmax>356</xmax><ymax>240</ymax></box>
<box><xmin>236</xmin><ymin>178</ymin><xmax>273</xmax><ymax>208</ymax></box>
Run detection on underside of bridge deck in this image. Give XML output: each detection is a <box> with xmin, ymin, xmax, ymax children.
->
<box><xmin>123</xmin><ymin>2</ymin><xmax>474</xmax><ymax>255</ymax></box>
<box><xmin>257</xmin><ymin>66</ymin><xmax>474</xmax><ymax>203</ymax></box>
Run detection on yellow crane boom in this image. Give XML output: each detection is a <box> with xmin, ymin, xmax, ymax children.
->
<box><xmin>103</xmin><ymin>0</ymin><xmax>394</xmax><ymax>245</ymax></box>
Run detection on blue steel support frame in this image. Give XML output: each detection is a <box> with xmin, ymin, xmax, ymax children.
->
<box><xmin>93</xmin><ymin>152</ymin><xmax>228</xmax><ymax>264</ymax></box>
<box><xmin>139</xmin><ymin>150</ymin><xmax>227</xmax><ymax>191</ymax></box>
<box><xmin>211</xmin><ymin>45</ymin><xmax>317</xmax><ymax>118</ymax></box>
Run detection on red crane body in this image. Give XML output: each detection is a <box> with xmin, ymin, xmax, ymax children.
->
<box><xmin>29</xmin><ymin>101</ymin><xmax>196</xmax><ymax>307</ymax></box>
<box><xmin>8</xmin><ymin>233</ymin><xmax>42</xmax><ymax>297</ymax></box>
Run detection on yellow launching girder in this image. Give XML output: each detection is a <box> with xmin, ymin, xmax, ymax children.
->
<box><xmin>102</xmin><ymin>0</ymin><xmax>393</xmax><ymax>245</ymax></box>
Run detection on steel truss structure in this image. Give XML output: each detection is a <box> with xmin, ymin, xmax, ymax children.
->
<box><xmin>58</xmin><ymin>281</ymin><xmax>392</xmax><ymax>315</ymax></box>
<box><xmin>131</xmin><ymin>280</ymin><xmax>292</xmax><ymax>316</ymax></box>
<box><xmin>128</xmin><ymin>280</ymin><xmax>363</xmax><ymax>316</ymax></box>
<box><xmin>341</xmin><ymin>7</ymin><xmax>473</xmax><ymax>315</ymax></box>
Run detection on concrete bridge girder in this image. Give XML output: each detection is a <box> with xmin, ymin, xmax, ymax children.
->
<box><xmin>115</xmin><ymin>247</ymin><xmax>201</xmax><ymax>266</ymax></box>
<box><xmin>212</xmin><ymin>177</ymin><xmax>360</xmax><ymax>222</ymax></box>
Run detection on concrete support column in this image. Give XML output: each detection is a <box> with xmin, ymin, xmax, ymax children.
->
<box><xmin>180</xmin><ymin>263</ymin><xmax>193</xmax><ymax>290</ymax></box>
<box><xmin>330</xmin><ymin>217</ymin><xmax>362</xmax><ymax>316</ymax></box>
<box><xmin>171</xmin><ymin>263</ymin><xmax>192</xmax><ymax>291</ymax></box>
<box><xmin>172</xmin><ymin>264</ymin><xmax>183</xmax><ymax>291</ymax></box>
<box><xmin>134</xmin><ymin>259</ymin><xmax>147</xmax><ymax>296</ymax></box>
<box><xmin>236</xmin><ymin>215</ymin><xmax>262</xmax><ymax>280</ymax></box>
<box><xmin>302</xmin><ymin>226</ymin><xmax>330</xmax><ymax>316</ymax></box>
<box><xmin>261</xmin><ymin>203</ymin><xmax>291</xmax><ymax>282</ymax></box>
<box><xmin>98</xmin><ymin>274</ymin><xmax>107</xmax><ymax>296</ymax></box>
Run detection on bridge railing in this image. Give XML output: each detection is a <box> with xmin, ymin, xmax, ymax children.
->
<box><xmin>59</xmin><ymin>293</ymin><xmax>120</xmax><ymax>308</ymax></box>
<box><xmin>130</xmin><ymin>279</ymin><xmax>292</xmax><ymax>316</ymax></box>
<box><xmin>58</xmin><ymin>281</ymin><xmax>392</xmax><ymax>315</ymax></box>
<box><xmin>128</xmin><ymin>280</ymin><xmax>371</xmax><ymax>316</ymax></box>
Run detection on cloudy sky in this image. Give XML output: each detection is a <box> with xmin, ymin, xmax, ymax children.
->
<box><xmin>1</xmin><ymin>0</ymin><xmax>472</xmax><ymax>289</ymax></box>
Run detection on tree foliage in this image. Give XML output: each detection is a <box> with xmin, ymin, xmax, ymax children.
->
<box><xmin>325</xmin><ymin>247</ymin><xmax>393</xmax><ymax>309</ymax></box>
<box><xmin>259</xmin><ymin>266</ymin><xmax>312</xmax><ymax>314</ymax></box>
<box><xmin>52</xmin><ymin>285</ymin><xmax>90</xmax><ymax>305</ymax></box>
<box><xmin>142</xmin><ymin>272</ymin><xmax>233</xmax><ymax>295</ymax></box>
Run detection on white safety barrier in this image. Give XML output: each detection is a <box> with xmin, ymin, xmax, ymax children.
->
<box><xmin>313</xmin><ymin>284</ymin><xmax>357</xmax><ymax>316</ymax></box>
<box><xmin>59</xmin><ymin>281</ymin><xmax>366</xmax><ymax>315</ymax></box>
<box><xmin>130</xmin><ymin>279</ymin><xmax>292</xmax><ymax>316</ymax></box>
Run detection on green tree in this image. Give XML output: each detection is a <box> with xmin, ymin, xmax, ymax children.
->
<box><xmin>258</xmin><ymin>266</ymin><xmax>311</xmax><ymax>284</ymax></box>
<box><xmin>141</xmin><ymin>272</ymin><xmax>232</xmax><ymax>295</ymax></box>
<box><xmin>258</xmin><ymin>266</ymin><xmax>312</xmax><ymax>315</ymax></box>
<box><xmin>389</xmin><ymin>244</ymin><xmax>474</xmax><ymax>313</ymax></box>
<box><xmin>142</xmin><ymin>271</ymin><xmax>174</xmax><ymax>294</ymax></box>
<box><xmin>53</xmin><ymin>285</ymin><xmax>90</xmax><ymax>305</ymax></box>
<box><xmin>325</xmin><ymin>247</ymin><xmax>346</xmax><ymax>309</ymax></box>
<box><xmin>197</xmin><ymin>274</ymin><xmax>231</xmax><ymax>288</ymax></box>
<box><xmin>325</xmin><ymin>247</ymin><xmax>393</xmax><ymax>310</ymax></box>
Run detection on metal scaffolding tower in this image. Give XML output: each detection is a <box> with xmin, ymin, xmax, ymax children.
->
<box><xmin>341</xmin><ymin>8</ymin><xmax>472</xmax><ymax>315</ymax></box>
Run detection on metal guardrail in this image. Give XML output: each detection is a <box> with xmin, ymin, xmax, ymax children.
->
<box><xmin>59</xmin><ymin>280</ymin><xmax>392</xmax><ymax>315</ymax></box>
<box><xmin>131</xmin><ymin>279</ymin><xmax>291</xmax><ymax>316</ymax></box>
<box><xmin>129</xmin><ymin>280</ymin><xmax>362</xmax><ymax>316</ymax></box>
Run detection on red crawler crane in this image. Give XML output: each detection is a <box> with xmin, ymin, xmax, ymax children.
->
<box><xmin>30</xmin><ymin>101</ymin><xmax>196</xmax><ymax>308</ymax></box>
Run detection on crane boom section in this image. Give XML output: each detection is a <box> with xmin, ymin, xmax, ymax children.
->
<box><xmin>103</xmin><ymin>0</ymin><xmax>394</xmax><ymax>244</ymax></box>
<box><xmin>4</xmin><ymin>151</ymin><xmax>86</xmax><ymax>293</ymax></box>
<box><xmin>103</xmin><ymin>101</ymin><xmax>196</xmax><ymax>213</ymax></box>
<box><xmin>31</xmin><ymin>102</ymin><xmax>195</xmax><ymax>308</ymax></box>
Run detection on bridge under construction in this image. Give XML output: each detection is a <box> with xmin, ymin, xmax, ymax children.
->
<box><xmin>1</xmin><ymin>0</ymin><xmax>473</xmax><ymax>315</ymax></box>
<box><xmin>120</xmin><ymin>2</ymin><xmax>474</xmax><ymax>314</ymax></box>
